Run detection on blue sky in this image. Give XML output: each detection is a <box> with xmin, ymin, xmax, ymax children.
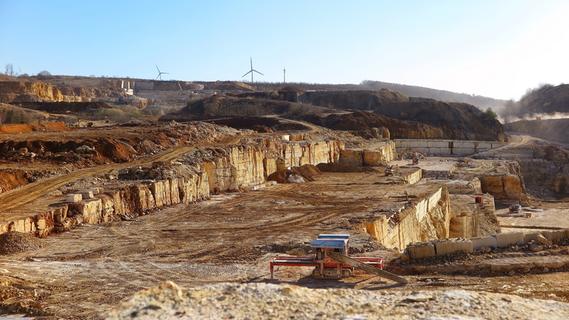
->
<box><xmin>1</xmin><ymin>0</ymin><xmax>568</xmax><ymax>99</ymax></box>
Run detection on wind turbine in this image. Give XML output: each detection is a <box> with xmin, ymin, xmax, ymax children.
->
<box><xmin>283</xmin><ymin>67</ymin><xmax>286</xmax><ymax>83</ymax></box>
<box><xmin>241</xmin><ymin>57</ymin><xmax>263</xmax><ymax>83</ymax></box>
<box><xmin>155</xmin><ymin>65</ymin><xmax>169</xmax><ymax>80</ymax></box>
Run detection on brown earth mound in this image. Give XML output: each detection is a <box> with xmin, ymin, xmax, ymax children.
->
<box><xmin>0</xmin><ymin>232</ymin><xmax>42</xmax><ymax>255</ymax></box>
<box><xmin>18</xmin><ymin>101</ymin><xmax>113</xmax><ymax>114</ymax></box>
<box><xmin>299</xmin><ymin>91</ymin><xmax>505</xmax><ymax>141</ymax></box>
<box><xmin>206</xmin><ymin>117</ymin><xmax>310</xmax><ymax>132</ymax></box>
<box><xmin>0</xmin><ymin>102</ymin><xmax>49</xmax><ymax>124</ymax></box>
<box><xmin>0</xmin><ymin>169</ymin><xmax>30</xmax><ymax>193</ymax></box>
<box><xmin>299</xmin><ymin>89</ymin><xmax>409</xmax><ymax>109</ymax></box>
<box><xmin>160</xmin><ymin>95</ymin><xmax>333</xmax><ymax>122</ymax></box>
<box><xmin>302</xmin><ymin>111</ymin><xmax>444</xmax><ymax>139</ymax></box>
<box><xmin>0</xmin><ymin>122</ymin><xmax>68</xmax><ymax>134</ymax></box>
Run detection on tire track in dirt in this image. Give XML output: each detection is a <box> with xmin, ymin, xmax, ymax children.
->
<box><xmin>0</xmin><ymin>132</ymin><xmax>246</xmax><ymax>214</ymax></box>
<box><xmin>0</xmin><ymin>146</ymin><xmax>196</xmax><ymax>213</ymax></box>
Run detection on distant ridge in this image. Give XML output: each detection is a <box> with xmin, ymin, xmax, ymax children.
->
<box><xmin>360</xmin><ymin>80</ymin><xmax>506</xmax><ymax>110</ymax></box>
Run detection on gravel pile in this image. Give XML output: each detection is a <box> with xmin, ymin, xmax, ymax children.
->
<box><xmin>0</xmin><ymin>232</ymin><xmax>42</xmax><ymax>255</ymax></box>
<box><xmin>107</xmin><ymin>281</ymin><xmax>569</xmax><ymax>319</ymax></box>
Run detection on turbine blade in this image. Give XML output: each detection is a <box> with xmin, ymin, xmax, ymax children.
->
<box><xmin>252</xmin><ymin>69</ymin><xmax>263</xmax><ymax>76</ymax></box>
<box><xmin>242</xmin><ymin>70</ymin><xmax>252</xmax><ymax>78</ymax></box>
<box><xmin>156</xmin><ymin>65</ymin><xmax>160</xmax><ymax>73</ymax></box>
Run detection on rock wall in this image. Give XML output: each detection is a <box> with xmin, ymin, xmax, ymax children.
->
<box><xmin>338</xmin><ymin>141</ymin><xmax>396</xmax><ymax>168</ymax></box>
<box><xmin>0</xmin><ymin>80</ymin><xmax>65</xmax><ymax>103</ymax></box>
<box><xmin>479</xmin><ymin>174</ymin><xmax>525</xmax><ymax>200</ymax></box>
<box><xmin>0</xmin><ymin>138</ymin><xmax>343</xmax><ymax>237</ymax></box>
<box><xmin>362</xmin><ymin>186</ymin><xmax>451</xmax><ymax>250</ymax></box>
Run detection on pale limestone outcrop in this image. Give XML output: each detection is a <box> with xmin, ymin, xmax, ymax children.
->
<box><xmin>0</xmin><ymin>137</ymin><xmax>344</xmax><ymax>238</ymax></box>
<box><xmin>362</xmin><ymin>186</ymin><xmax>451</xmax><ymax>250</ymax></box>
<box><xmin>479</xmin><ymin>174</ymin><xmax>525</xmax><ymax>200</ymax></box>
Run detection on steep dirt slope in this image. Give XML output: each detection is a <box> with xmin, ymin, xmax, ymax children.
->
<box><xmin>298</xmin><ymin>89</ymin><xmax>409</xmax><ymax>109</ymax></box>
<box><xmin>160</xmin><ymin>95</ymin><xmax>331</xmax><ymax>121</ymax></box>
<box><xmin>506</xmin><ymin>119</ymin><xmax>569</xmax><ymax>144</ymax></box>
<box><xmin>513</xmin><ymin>84</ymin><xmax>569</xmax><ymax>116</ymax></box>
<box><xmin>299</xmin><ymin>91</ymin><xmax>505</xmax><ymax>141</ymax></box>
<box><xmin>379</xmin><ymin>98</ymin><xmax>505</xmax><ymax>141</ymax></box>
<box><xmin>0</xmin><ymin>103</ymin><xmax>49</xmax><ymax>123</ymax></box>
<box><xmin>302</xmin><ymin>111</ymin><xmax>444</xmax><ymax>139</ymax></box>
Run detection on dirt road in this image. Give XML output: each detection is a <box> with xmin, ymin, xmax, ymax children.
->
<box><xmin>0</xmin><ymin>146</ymin><xmax>199</xmax><ymax>213</ymax></box>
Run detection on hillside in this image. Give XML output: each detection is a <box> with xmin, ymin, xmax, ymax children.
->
<box><xmin>506</xmin><ymin>118</ymin><xmax>569</xmax><ymax>144</ymax></box>
<box><xmin>300</xmin><ymin>91</ymin><xmax>505</xmax><ymax>141</ymax></box>
<box><xmin>256</xmin><ymin>81</ymin><xmax>506</xmax><ymax>110</ymax></box>
<box><xmin>507</xmin><ymin>84</ymin><xmax>569</xmax><ymax>118</ymax></box>
<box><xmin>360</xmin><ymin>80</ymin><xmax>506</xmax><ymax>110</ymax></box>
<box><xmin>162</xmin><ymin>91</ymin><xmax>505</xmax><ymax>141</ymax></box>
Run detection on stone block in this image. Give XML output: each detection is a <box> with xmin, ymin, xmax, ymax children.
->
<box><xmin>65</xmin><ymin>193</ymin><xmax>83</xmax><ymax>203</ymax></box>
<box><xmin>495</xmin><ymin>232</ymin><xmax>525</xmax><ymax>248</ymax></box>
<box><xmin>434</xmin><ymin>239</ymin><xmax>473</xmax><ymax>256</ymax></box>
<box><xmin>503</xmin><ymin>175</ymin><xmax>524</xmax><ymax>200</ymax></box>
<box><xmin>80</xmin><ymin>199</ymin><xmax>103</xmax><ymax>224</ymax></box>
<box><xmin>407</xmin><ymin>242</ymin><xmax>436</xmax><ymax>260</ymax></box>
<box><xmin>542</xmin><ymin>230</ymin><xmax>567</xmax><ymax>244</ymax></box>
<box><xmin>523</xmin><ymin>232</ymin><xmax>543</xmax><ymax>243</ymax></box>
<box><xmin>81</xmin><ymin>191</ymin><xmax>95</xmax><ymax>199</ymax></box>
<box><xmin>339</xmin><ymin>149</ymin><xmax>363</xmax><ymax>167</ymax></box>
<box><xmin>100</xmin><ymin>196</ymin><xmax>115</xmax><ymax>222</ymax></box>
<box><xmin>170</xmin><ymin>178</ymin><xmax>180</xmax><ymax>205</ymax></box>
<box><xmin>362</xmin><ymin>150</ymin><xmax>384</xmax><ymax>166</ymax></box>
<box><xmin>471</xmin><ymin>236</ymin><xmax>497</xmax><ymax>251</ymax></box>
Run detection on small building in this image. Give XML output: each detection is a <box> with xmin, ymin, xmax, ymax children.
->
<box><xmin>121</xmin><ymin>80</ymin><xmax>135</xmax><ymax>95</ymax></box>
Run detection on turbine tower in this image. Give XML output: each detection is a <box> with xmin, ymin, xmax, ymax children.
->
<box><xmin>283</xmin><ymin>67</ymin><xmax>286</xmax><ymax>83</ymax></box>
<box><xmin>242</xmin><ymin>57</ymin><xmax>263</xmax><ymax>83</ymax></box>
<box><xmin>155</xmin><ymin>65</ymin><xmax>169</xmax><ymax>80</ymax></box>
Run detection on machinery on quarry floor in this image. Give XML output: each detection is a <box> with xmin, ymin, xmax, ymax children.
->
<box><xmin>270</xmin><ymin>234</ymin><xmax>408</xmax><ymax>284</ymax></box>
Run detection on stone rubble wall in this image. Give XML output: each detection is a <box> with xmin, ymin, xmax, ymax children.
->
<box><xmin>0</xmin><ymin>138</ymin><xmax>344</xmax><ymax>237</ymax></box>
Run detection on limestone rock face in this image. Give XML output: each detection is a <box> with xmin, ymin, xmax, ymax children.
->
<box><xmin>0</xmin><ymin>80</ymin><xmax>65</xmax><ymax>103</ymax></box>
<box><xmin>479</xmin><ymin>174</ymin><xmax>525</xmax><ymax>200</ymax></box>
<box><xmin>0</xmin><ymin>137</ymin><xmax>344</xmax><ymax>238</ymax></box>
<box><xmin>362</xmin><ymin>186</ymin><xmax>451</xmax><ymax>250</ymax></box>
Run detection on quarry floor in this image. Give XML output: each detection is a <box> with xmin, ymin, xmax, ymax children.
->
<box><xmin>3</xmin><ymin>131</ymin><xmax>569</xmax><ymax>318</ymax></box>
<box><xmin>1</xmin><ymin>170</ymin><xmax>569</xmax><ymax>318</ymax></box>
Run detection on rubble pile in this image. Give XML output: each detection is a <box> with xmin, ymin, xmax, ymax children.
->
<box><xmin>107</xmin><ymin>281</ymin><xmax>569</xmax><ymax>319</ymax></box>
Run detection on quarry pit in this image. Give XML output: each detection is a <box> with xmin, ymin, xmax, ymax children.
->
<box><xmin>2</xmin><ymin>78</ymin><xmax>569</xmax><ymax>319</ymax></box>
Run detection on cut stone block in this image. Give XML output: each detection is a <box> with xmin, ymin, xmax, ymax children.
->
<box><xmin>471</xmin><ymin>236</ymin><xmax>498</xmax><ymax>250</ymax></box>
<box><xmin>407</xmin><ymin>242</ymin><xmax>436</xmax><ymax>260</ymax></box>
<box><xmin>65</xmin><ymin>193</ymin><xmax>83</xmax><ymax>203</ymax></box>
<box><xmin>542</xmin><ymin>230</ymin><xmax>567</xmax><ymax>244</ymax></box>
<box><xmin>434</xmin><ymin>239</ymin><xmax>473</xmax><ymax>256</ymax></box>
<box><xmin>81</xmin><ymin>191</ymin><xmax>95</xmax><ymax>200</ymax></box>
<box><xmin>495</xmin><ymin>232</ymin><xmax>525</xmax><ymax>248</ymax></box>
